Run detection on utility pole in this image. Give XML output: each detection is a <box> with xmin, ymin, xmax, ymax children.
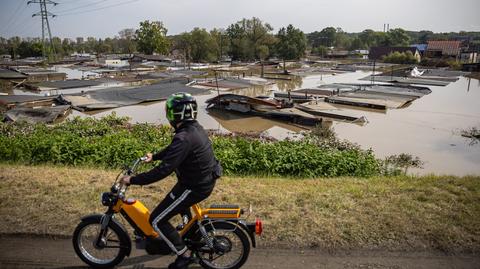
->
<box><xmin>28</xmin><ymin>0</ymin><xmax>58</xmax><ymax>62</ymax></box>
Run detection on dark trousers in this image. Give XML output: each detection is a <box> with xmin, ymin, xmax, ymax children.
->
<box><xmin>149</xmin><ymin>183</ymin><xmax>211</xmax><ymax>255</ymax></box>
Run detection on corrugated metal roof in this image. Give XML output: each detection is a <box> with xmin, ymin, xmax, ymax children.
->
<box><xmin>427</xmin><ymin>40</ymin><xmax>461</xmax><ymax>56</ymax></box>
<box><xmin>0</xmin><ymin>68</ymin><xmax>27</xmax><ymax>79</ymax></box>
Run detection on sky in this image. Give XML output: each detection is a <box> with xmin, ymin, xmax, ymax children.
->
<box><xmin>0</xmin><ymin>0</ymin><xmax>479</xmax><ymax>39</ymax></box>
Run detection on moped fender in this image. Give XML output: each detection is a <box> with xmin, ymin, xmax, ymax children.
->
<box><xmin>80</xmin><ymin>214</ymin><xmax>133</xmax><ymax>256</ymax></box>
<box><xmin>202</xmin><ymin>219</ymin><xmax>256</xmax><ymax>248</ymax></box>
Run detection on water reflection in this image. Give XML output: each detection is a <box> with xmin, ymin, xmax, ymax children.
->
<box><xmin>276</xmin><ymin>75</ymin><xmax>303</xmax><ymax>92</ymax></box>
<box><xmin>206</xmin><ymin>108</ymin><xmax>306</xmax><ymax>133</ymax></box>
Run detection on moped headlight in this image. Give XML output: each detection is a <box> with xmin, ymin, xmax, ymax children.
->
<box><xmin>101</xmin><ymin>192</ymin><xmax>113</xmax><ymax>206</ymax></box>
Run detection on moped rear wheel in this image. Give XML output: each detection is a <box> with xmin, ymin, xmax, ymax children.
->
<box><xmin>195</xmin><ymin>221</ymin><xmax>250</xmax><ymax>269</ymax></box>
<box><xmin>73</xmin><ymin>217</ymin><xmax>129</xmax><ymax>268</ymax></box>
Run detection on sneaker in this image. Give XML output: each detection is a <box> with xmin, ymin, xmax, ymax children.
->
<box><xmin>168</xmin><ymin>255</ymin><xmax>193</xmax><ymax>269</ymax></box>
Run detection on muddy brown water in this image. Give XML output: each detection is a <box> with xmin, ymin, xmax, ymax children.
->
<box><xmin>3</xmin><ymin>69</ymin><xmax>479</xmax><ymax>176</ymax></box>
<box><xmin>67</xmin><ymin>71</ymin><xmax>480</xmax><ymax>176</ymax></box>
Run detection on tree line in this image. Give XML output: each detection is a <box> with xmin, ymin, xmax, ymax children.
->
<box><xmin>1</xmin><ymin>17</ymin><xmax>479</xmax><ymax>62</ymax></box>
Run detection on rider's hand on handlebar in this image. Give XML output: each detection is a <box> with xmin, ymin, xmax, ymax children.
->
<box><xmin>121</xmin><ymin>175</ymin><xmax>131</xmax><ymax>185</ymax></box>
<box><xmin>143</xmin><ymin>153</ymin><xmax>153</xmax><ymax>163</ymax></box>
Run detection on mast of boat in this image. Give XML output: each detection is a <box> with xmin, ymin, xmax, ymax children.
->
<box><xmin>371</xmin><ymin>60</ymin><xmax>376</xmax><ymax>85</ymax></box>
<box><xmin>214</xmin><ymin>70</ymin><xmax>220</xmax><ymax>96</ymax></box>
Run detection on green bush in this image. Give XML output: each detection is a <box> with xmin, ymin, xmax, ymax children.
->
<box><xmin>382</xmin><ymin>51</ymin><xmax>419</xmax><ymax>64</ymax></box>
<box><xmin>0</xmin><ymin>115</ymin><xmax>381</xmax><ymax>177</ymax></box>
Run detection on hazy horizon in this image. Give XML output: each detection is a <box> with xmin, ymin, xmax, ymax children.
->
<box><xmin>1</xmin><ymin>0</ymin><xmax>479</xmax><ymax>39</ymax></box>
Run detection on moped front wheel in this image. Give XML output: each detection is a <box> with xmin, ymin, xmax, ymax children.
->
<box><xmin>72</xmin><ymin>216</ymin><xmax>130</xmax><ymax>268</ymax></box>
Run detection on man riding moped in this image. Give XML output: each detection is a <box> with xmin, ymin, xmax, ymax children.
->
<box><xmin>121</xmin><ymin>92</ymin><xmax>222</xmax><ymax>269</ymax></box>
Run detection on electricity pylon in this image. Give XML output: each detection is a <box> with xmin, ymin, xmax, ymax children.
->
<box><xmin>27</xmin><ymin>0</ymin><xmax>58</xmax><ymax>62</ymax></box>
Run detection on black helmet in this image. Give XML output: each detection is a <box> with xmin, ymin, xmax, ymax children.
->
<box><xmin>165</xmin><ymin>92</ymin><xmax>198</xmax><ymax>126</ymax></box>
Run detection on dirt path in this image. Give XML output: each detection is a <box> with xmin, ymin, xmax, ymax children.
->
<box><xmin>0</xmin><ymin>235</ymin><xmax>478</xmax><ymax>269</ymax></box>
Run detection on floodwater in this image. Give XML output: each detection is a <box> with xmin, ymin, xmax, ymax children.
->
<box><xmin>65</xmin><ymin>71</ymin><xmax>480</xmax><ymax>176</ymax></box>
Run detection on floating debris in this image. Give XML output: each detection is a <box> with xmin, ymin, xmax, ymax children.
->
<box><xmin>4</xmin><ymin>105</ymin><xmax>70</xmax><ymax>123</ymax></box>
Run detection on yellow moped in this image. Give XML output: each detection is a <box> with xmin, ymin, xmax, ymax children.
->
<box><xmin>73</xmin><ymin>157</ymin><xmax>262</xmax><ymax>268</ymax></box>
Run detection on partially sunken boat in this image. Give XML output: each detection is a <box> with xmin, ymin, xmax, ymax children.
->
<box><xmin>205</xmin><ymin>94</ymin><xmax>322</xmax><ymax>126</ymax></box>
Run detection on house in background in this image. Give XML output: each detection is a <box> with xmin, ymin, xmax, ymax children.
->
<box><xmin>130</xmin><ymin>54</ymin><xmax>172</xmax><ymax>63</ymax></box>
<box><xmin>368</xmin><ymin>47</ymin><xmax>421</xmax><ymax>62</ymax></box>
<box><xmin>460</xmin><ymin>50</ymin><xmax>478</xmax><ymax>63</ymax></box>
<box><xmin>460</xmin><ymin>42</ymin><xmax>479</xmax><ymax>63</ymax></box>
<box><xmin>352</xmin><ymin>50</ymin><xmax>369</xmax><ymax>59</ymax></box>
<box><xmin>325</xmin><ymin>50</ymin><xmax>349</xmax><ymax>59</ymax></box>
<box><xmin>426</xmin><ymin>40</ymin><xmax>461</xmax><ymax>58</ymax></box>
<box><xmin>410</xmin><ymin>44</ymin><xmax>428</xmax><ymax>56</ymax></box>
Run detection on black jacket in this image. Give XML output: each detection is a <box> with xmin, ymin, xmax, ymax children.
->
<box><xmin>130</xmin><ymin>121</ymin><xmax>220</xmax><ymax>192</ymax></box>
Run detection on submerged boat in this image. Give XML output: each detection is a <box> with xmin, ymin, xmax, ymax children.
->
<box><xmin>206</xmin><ymin>94</ymin><xmax>322</xmax><ymax>126</ymax></box>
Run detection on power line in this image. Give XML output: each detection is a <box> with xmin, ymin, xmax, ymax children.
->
<box><xmin>56</xmin><ymin>0</ymin><xmax>98</xmax><ymax>3</ymax></box>
<box><xmin>56</xmin><ymin>0</ymin><xmax>139</xmax><ymax>16</ymax></box>
<box><xmin>54</xmin><ymin>0</ymin><xmax>109</xmax><ymax>14</ymax></box>
<box><xmin>0</xmin><ymin>0</ymin><xmax>27</xmax><ymax>34</ymax></box>
<box><xmin>4</xmin><ymin>2</ymin><xmax>32</xmax><ymax>37</ymax></box>
<box><xmin>13</xmin><ymin>17</ymin><xmax>38</xmax><ymax>38</ymax></box>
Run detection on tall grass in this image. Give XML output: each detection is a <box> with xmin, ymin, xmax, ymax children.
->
<box><xmin>0</xmin><ymin>114</ymin><xmax>380</xmax><ymax>177</ymax></box>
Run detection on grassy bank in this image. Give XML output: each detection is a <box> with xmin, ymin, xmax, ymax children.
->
<box><xmin>0</xmin><ymin>114</ymin><xmax>380</xmax><ymax>177</ymax></box>
<box><xmin>0</xmin><ymin>164</ymin><xmax>479</xmax><ymax>253</ymax></box>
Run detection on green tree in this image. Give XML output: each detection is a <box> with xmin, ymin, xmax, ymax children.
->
<box><xmin>358</xmin><ymin>29</ymin><xmax>376</xmax><ymax>48</ymax></box>
<box><xmin>226</xmin><ymin>17</ymin><xmax>275</xmax><ymax>61</ymax></box>
<box><xmin>84</xmin><ymin>37</ymin><xmax>97</xmax><ymax>53</ymax></box>
<box><xmin>62</xmin><ymin>38</ymin><xmax>74</xmax><ymax>56</ymax></box>
<box><xmin>189</xmin><ymin>28</ymin><xmax>216</xmax><ymax>62</ymax></box>
<box><xmin>311</xmin><ymin>45</ymin><xmax>328</xmax><ymax>57</ymax></box>
<box><xmin>51</xmin><ymin>37</ymin><xmax>63</xmax><ymax>57</ymax></box>
<box><xmin>17</xmin><ymin>40</ymin><xmax>43</xmax><ymax>58</ymax></box>
<box><xmin>319</xmin><ymin>27</ymin><xmax>337</xmax><ymax>47</ymax></box>
<box><xmin>0</xmin><ymin>37</ymin><xmax>8</xmax><ymax>55</ymax></box>
<box><xmin>95</xmin><ymin>39</ymin><xmax>111</xmax><ymax>54</ymax></box>
<box><xmin>226</xmin><ymin>22</ymin><xmax>246</xmax><ymax>60</ymax></box>
<box><xmin>276</xmin><ymin>24</ymin><xmax>306</xmax><ymax>73</ymax></box>
<box><xmin>135</xmin><ymin>20</ymin><xmax>170</xmax><ymax>55</ymax></box>
<box><xmin>349</xmin><ymin>37</ymin><xmax>365</xmax><ymax>50</ymax></box>
<box><xmin>387</xmin><ymin>28</ymin><xmax>410</xmax><ymax>46</ymax></box>
<box><xmin>307</xmin><ymin>27</ymin><xmax>338</xmax><ymax>51</ymax></box>
<box><xmin>8</xmin><ymin>36</ymin><xmax>21</xmax><ymax>59</ymax></box>
<box><xmin>334</xmin><ymin>28</ymin><xmax>351</xmax><ymax>48</ymax></box>
<box><xmin>173</xmin><ymin>32</ymin><xmax>192</xmax><ymax>68</ymax></box>
<box><xmin>104</xmin><ymin>37</ymin><xmax>118</xmax><ymax>54</ymax></box>
<box><xmin>210</xmin><ymin>28</ymin><xmax>228</xmax><ymax>61</ymax></box>
<box><xmin>245</xmin><ymin>17</ymin><xmax>275</xmax><ymax>60</ymax></box>
<box><xmin>118</xmin><ymin>28</ymin><xmax>136</xmax><ymax>54</ymax></box>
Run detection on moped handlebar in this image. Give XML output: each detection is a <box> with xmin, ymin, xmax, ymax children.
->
<box><xmin>127</xmin><ymin>156</ymin><xmax>148</xmax><ymax>175</ymax></box>
<box><xmin>113</xmin><ymin>156</ymin><xmax>149</xmax><ymax>196</ymax></box>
